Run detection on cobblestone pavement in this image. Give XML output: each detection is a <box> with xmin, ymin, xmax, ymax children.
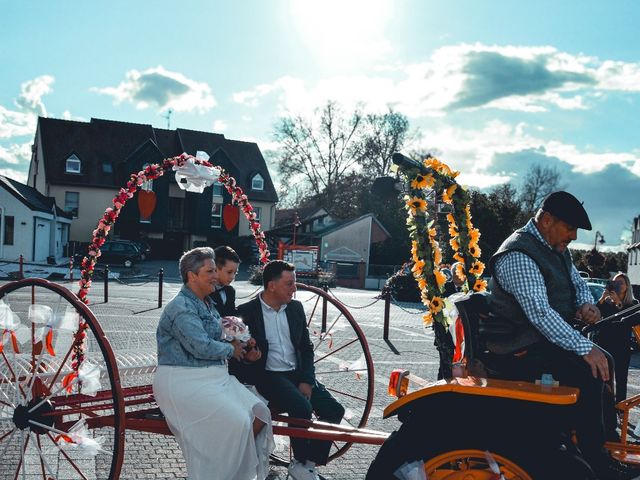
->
<box><xmin>2</xmin><ymin>276</ymin><xmax>640</xmax><ymax>479</ymax></box>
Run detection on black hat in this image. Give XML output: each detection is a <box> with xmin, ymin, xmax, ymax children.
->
<box><xmin>540</xmin><ymin>191</ymin><xmax>592</xmax><ymax>230</ymax></box>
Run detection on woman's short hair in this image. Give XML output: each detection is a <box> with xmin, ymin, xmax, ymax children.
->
<box><xmin>614</xmin><ymin>272</ymin><xmax>636</xmax><ymax>306</ymax></box>
<box><xmin>262</xmin><ymin>260</ymin><xmax>295</xmax><ymax>288</ymax></box>
<box><xmin>179</xmin><ymin>247</ymin><xmax>215</xmax><ymax>284</ymax></box>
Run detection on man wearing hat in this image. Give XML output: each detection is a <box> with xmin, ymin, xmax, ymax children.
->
<box><xmin>483</xmin><ymin>191</ymin><xmax>634</xmax><ymax>479</ymax></box>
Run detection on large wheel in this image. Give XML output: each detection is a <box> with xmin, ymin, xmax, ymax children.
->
<box><xmin>0</xmin><ymin>278</ymin><xmax>125</xmax><ymax>480</ymax></box>
<box><xmin>424</xmin><ymin>449</ymin><xmax>532</xmax><ymax>479</ymax></box>
<box><xmin>270</xmin><ymin>283</ymin><xmax>375</xmax><ymax>465</ymax></box>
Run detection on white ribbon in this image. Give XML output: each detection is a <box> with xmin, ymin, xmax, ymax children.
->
<box><xmin>173</xmin><ymin>152</ymin><xmax>220</xmax><ymax>193</ymax></box>
<box><xmin>78</xmin><ymin>362</ymin><xmax>102</xmax><ymax>396</ymax></box>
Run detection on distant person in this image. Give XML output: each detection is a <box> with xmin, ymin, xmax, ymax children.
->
<box><xmin>209</xmin><ymin>245</ymin><xmax>241</xmax><ymax>317</ymax></box>
<box><xmin>594</xmin><ymin>272</ymin><xmax>639</xmax><ymax>402</ymax></box>
<box><xmin>153</xmin><ymin>247</ymin><xmax>273</xmax><ymax>480</ymax></box>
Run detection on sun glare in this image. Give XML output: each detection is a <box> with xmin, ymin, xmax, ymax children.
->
<box><xmin>289</xmin><ymin>0</ymin><xmax>393</xmax><ymax>67</ymax></box>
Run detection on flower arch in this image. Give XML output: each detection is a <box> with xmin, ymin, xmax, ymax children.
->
<box><xmin>71</xmin><ymin>153</ymin><xmax>271</xmax><ymax>373</ymax></box>
<box><xmin>399</xmin><ymin>154</ymin><xmax>487</xmax><ymax>326</ymax></box>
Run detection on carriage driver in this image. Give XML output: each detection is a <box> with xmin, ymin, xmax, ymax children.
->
<box><xmin>482</xmin><ymin>191</ymin><xmax>640</xmax><ymax>480</ymax></box>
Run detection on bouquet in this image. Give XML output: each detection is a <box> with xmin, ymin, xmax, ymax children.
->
<box><xmin>220</xmin><ymin>316</ymin><xmax>252</xmax><ymax>343</ymax></box>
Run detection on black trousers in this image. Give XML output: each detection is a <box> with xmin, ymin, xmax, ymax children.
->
<box><xmin>489</xmin><ymin>341</ymin><xmax>616</xmax><ymax>471</ymax></box>
<box><xmin>257</xmin><ymin>370</ymin><xmax>345</xmax><ymax>465</ymax></box>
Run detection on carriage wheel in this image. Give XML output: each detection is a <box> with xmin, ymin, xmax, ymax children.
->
<box><xmin>424</xmin><ymin>449</ymin><xmax>532</xmax><ymax>479</ymax></box>
<box><xmin>270</xmin><ymin>283</ymin><xmax>375</xmax><ymax>465</ymax></box>
<box><xmin>0</xmin><ymin>278</ymin><xmax>125</xmax><ymax>480</ymax></box>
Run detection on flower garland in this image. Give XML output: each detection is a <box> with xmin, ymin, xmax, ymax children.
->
<box><xmin>72</xmin><ymin>153</ymin><xmax>270</xmax><ymax>375</ymax></box>
<box><xmin>403</xmin><ymin>155</ymin><xmax>486</xmax><ymax>328</ymax></box>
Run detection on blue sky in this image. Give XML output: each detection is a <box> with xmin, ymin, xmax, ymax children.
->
<box><xmin>1</xmin><ymin>0</ymin><xmax>639</xmax><ymax>249</ymax></box>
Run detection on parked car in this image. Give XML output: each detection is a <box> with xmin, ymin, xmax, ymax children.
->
<box><xmin>75</xmin><ymin>240</ymin><xmax>142</xmax><ymax>268</ymax></box>
<box><xmin>133</xmin><ymin>241</ymin><xmax>151</xmax><ymax>261</ymax></box>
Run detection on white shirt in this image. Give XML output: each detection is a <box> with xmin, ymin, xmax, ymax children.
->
<box><xmin>259</xmin><ymin>295</ymin><xmax>297</xmax><ymax>371</ymax></box>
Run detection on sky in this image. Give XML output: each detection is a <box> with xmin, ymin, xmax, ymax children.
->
<box><xmin>1</xmin><ymin>0</ymin><xmax>639</xmax><ymax>250</ymax></box>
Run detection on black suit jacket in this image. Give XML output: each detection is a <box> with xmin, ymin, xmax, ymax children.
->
<box><xmin>209</xmin><ymin>285</ymin><xmax>237</xmax><ymax>317</ymax></box>
<box><xmin>230</xmin><ymin>296</ymin><xmax>315</xmax><ymax>386</ymax></box>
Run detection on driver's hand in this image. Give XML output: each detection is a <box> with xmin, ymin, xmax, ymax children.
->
<box><xmin>582</xmin><ymin>345</ymin><xmax>610</xmax><ymax>381</ymax></box>
<box><xmin>575</xmin><ymin>303</ymin><xmax>601</xmax><ymax>324</ymax></box>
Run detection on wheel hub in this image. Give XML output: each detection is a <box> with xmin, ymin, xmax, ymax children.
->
<box><xmin>12</xmin><ymin>398</ymin><xmax>55</xmax><ymax>433</ymax></box>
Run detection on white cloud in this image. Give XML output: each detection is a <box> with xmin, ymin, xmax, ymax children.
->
<box><xmin>232</xmin><ymin>43</ymin><xmax>640</xmax><ymax>116</ymax></box>
<box><xmin>0</xmin><ymin>142</ymin><xmax>31</xmax><ymax>165</ymax></box>
<box><xmin>0</xmin><ymin>105</ymin><xmax>38</xmax><ymax>139</ymax></box>
<box><xmin>14</xmin><ymin>75</ymin><xmax>54</xmax><ymax>116</ymax></box>
<box><xmin>0</xmin><ymin>168</ymin><xmax>27</xmax><ymax>183</ymax></box>
<box><xmin>212</xmin><ymin>120</ymin><xmax>227</xmax><ymax>132</ymax></box>
<box><xmin>92</xmin><ymin>66</ymin><xmax>216</xmax><ymax>113</ymax></box>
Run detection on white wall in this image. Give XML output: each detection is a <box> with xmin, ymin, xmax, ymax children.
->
<box><xmin>0</xmin><ymin>191</ymin><xmax>35</xmax><ymax>262</ymax></box>
<box><xmin>238</xmin><ymin>200</ymin><xmax>275</xmax><ymax>236</ymax></box>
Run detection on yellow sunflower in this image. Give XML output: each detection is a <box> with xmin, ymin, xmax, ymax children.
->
<box><xmin>417</xmin><ymin>278</ymin><xmax>428</xmax><ymax>291</ymax></box>
<box><xmin>433</xmin><ymin>243</ymin><xmax>443</xmax><ymax>265</ymax></box>
<box><xmin>469</xmin><ymin>261</ymin><xmax>485</xmax><ymax>276</ymax></box>
<box><xmin>411</xmin><ymin>240</ymin><xmax>419</xmax><ymax>262</ymax></box>
<box><xmin>407</xmin><ymin>197</ymin><xmax>427</xmax><ymax>215</ymax></box>
<box><xmin>429</xmin><ymin>296</ymin><xmax>444</xmax><ymax>314</ymax></box>
<box><xmin>468</xmin><ymin>243</ymin><xmax>482</xmax><ymax>258</ymax></box>
<box><xmin>453</xmin><ymin>252</ymin><xmax>465</xmax><ymax>263</ymax></box>
<box><xmin>469</xmin><ymin>228</ymin><xmax>480</xmax><ymax>244</ymax></box>
<box><xmin>428</xmin><ymin>227</ymin><xmax>437</xmax><ymax>238</ymax></box>
<box><xmin>434</xmin><ymin>268</ymin><xmax>447</xmax><ymax>289</ymax></box>
<box><xmin>448</xmin><ymin>223</ymin><xmax>459</xmax><ymax>237</ymax></box>
<box><xmin>411</xmin><ymin>259</ymin><xmax>426</xmax><ymax>276</ymax></box>
<box><xmin>450</xmin><ymin>237</ymin><xmax>460</xmax><ymax>251</ymax></box>
<box><xmin>422</xmin><ymin>312</ymin><xmax>433</xmax><ymax>326</ymax></box>
<box><xmin>442</xmin><ymin>184</ymin><xmax>458</xmax><ymax>204</ymax></box>
<box><xmin>465</xmin><ymin>207</ymin><xmax>473</xmax><ymax>229</ymax></box>
<box><xmin>423</xmin><ymin>157</ymin><xmax>442</xmax><ymax>171</ymax></box>
<box><xmin>446</xmin><ymin>213</ymin><xmax>457</xmax><ymax>227</ymax></box>
<box><xmin>454</xmin><ymin>262</ymin><xmax>466</xmax><ymax>281</ymax></box>
<box><xmin>410</xmin><ymin>174</ymin><xmax>435</xmax><ymax>190</ymax></box>
<box><xmin>473</xmin><ymin>278</ymin><xmax>488</xmax><ymax>292</ymax></box>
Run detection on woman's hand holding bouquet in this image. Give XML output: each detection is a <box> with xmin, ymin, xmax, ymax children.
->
<box><xmin>221</xmin><ymin>316</ymin><xmax>261</xmax><ymax>363</ymax></box>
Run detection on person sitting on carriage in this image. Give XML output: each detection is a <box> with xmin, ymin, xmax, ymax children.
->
<box><xmin>482</xmin><ymin>191</ymin><xmax>638</xmax><ymax>479</ymax></box>
<box><xmin>232</xmin><ymin>260</ymin><xmax>345</xmax><ymax>480</ymax></box>
<box><xmin>209</xmin><ymin>245</ymin><xmax>241</xmax><ymax>317</ymax></box>
<box><xmin>153</xmin><ymin>247</ymin><xmax>274</xmax><ymax>480</ymax></box>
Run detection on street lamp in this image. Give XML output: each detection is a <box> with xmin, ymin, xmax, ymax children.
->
<box><xmin>594</xmin><ymin>231</ymin><xmax>605</xmax><ymax>250</ymax></box>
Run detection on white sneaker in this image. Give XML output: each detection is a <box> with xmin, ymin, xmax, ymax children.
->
<box><xmin>287</xmin><ymin>459</ymin><xmax>320</xmax><ymax>480</ymax></box>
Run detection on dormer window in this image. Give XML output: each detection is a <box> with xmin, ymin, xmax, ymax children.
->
<box><xmin>65</xmin><ymin>154</ymin><xmax>81</xmax><ymax>174</ymax></box>
<box><xmin>251</xmin><ymin>173</ymin><xmax>264</xmax><ymax>191</ymax></box>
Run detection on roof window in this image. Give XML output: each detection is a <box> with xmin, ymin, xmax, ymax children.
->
<box><xmin>251</xmin><ymin>173</ymin><xmax>264</xmax><ymax>191</ymax></box>
<box><xmin>65</xmin><ymin>154</ymin><xmax>81</xmax><ymax>174</ymax></box>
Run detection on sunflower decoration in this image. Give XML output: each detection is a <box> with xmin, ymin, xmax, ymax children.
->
<box><xmin>400</xmin><ymin>153</ymin><xmax>487</xmax><ymax>329</ymax></box>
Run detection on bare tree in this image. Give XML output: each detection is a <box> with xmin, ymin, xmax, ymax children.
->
<box><xmin>519</xmin><ymin>164</ymin><xmax>566</xmax><ymax>214</ymax></box>
<box><xmin>273</xmin><ymin>101</ymin><xmax>364</xmax><ymax>208</ymax></box>
<box><xmin>358</xmin><ymin>108</ymin><xmax>412</xmax><ymax>176</ymax></box>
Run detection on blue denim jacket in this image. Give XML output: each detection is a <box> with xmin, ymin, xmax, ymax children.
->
<box><xmin>156</xmin><ymin>285</ymin><xmax>233</xmax><ymax>367</ymax></box>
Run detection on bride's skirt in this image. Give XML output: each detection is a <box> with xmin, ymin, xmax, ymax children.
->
<box><xmin>153</xmin><ymin>364</ymin><xmax>275</xmax><ymax>480</ymax></box>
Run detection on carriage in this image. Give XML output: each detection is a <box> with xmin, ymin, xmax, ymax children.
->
<box><xmin>2</xmin><ymin>152</ymin><xmax>640</xmax><ymax>479</ymax></box>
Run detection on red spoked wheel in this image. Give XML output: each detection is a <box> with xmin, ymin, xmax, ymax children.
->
<box><xmin>0</xmin><ymin>278</ymin><xmax>125</xmax><ymax>480</ymax></box>
<box><xmin>270</xmin><ymin>283</ymin><xmax>375</xmax><ymax>465</ymax></box>
<box><xmin>424</xmin><ymin>449</ymin><xmax>533</xmax><ymax>479</ymax></box>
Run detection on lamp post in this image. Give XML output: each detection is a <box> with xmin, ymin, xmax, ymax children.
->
<box><xmin>594</xmin><ymin>231</ymin><xmax>605</xmax><ymax>250</ymax></box>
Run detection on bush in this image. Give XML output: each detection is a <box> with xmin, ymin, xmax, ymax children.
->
<box><xmin>381</xmin><ymin>263</ymin><xmax>421</xmax><ymax>302</ymax></box>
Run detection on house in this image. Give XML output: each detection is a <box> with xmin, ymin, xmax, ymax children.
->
<box><xmin>270</xmin><ymin>209</ymin><xmax>390</xmax><ymax>288</ymax></box>
<box><xmin>628</xmin><ymin>215</ymin><xmax>640</xmax><ymax>287</ymax></box>
<box><xmin>27</xmin><ymin>117</ymin><xmax>278</xmax><ymax>258</ymax></box>
<box><xmin>0</xmin><ymin>175</ymin><xmax>71</xmax><ymax>263</ymax></box>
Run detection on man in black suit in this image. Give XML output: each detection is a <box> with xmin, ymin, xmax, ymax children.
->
<box><xmin>209</xmin><ymin>245</ymin><xmax>240</xmax><ymax>317</ymax></box>
<box><xmin>235</xmin><ymin>260</ymin><xmax>344</xmax><ymax>480</ymax></box>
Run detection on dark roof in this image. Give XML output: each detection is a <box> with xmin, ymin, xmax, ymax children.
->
<box><xmin>0</xmin><ymin>175</ymin><xmax>71</xmax><ymax>218</ymax></box>
<box><xmin>275</xmin><ymin>206</ymin><xmax>328</xmax><ymax>227</ymax></box>
<box><xmin>316</xmin><ymin>213</ymin><xmax>391</xmax><ymax>238</ymax></box>
<box><xmin>36</xmin><ymin>117</ymin><xmax>278</xmax><ymax>202</ymax></box>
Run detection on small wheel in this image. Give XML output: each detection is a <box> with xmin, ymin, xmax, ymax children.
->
<box><xmin>270</xmin><ymin>283</ymin><xmax>375</xmax><ymax>465</ymax></box>
<box><xmin>123</xmin><ymin>260</ymin><xmax>133</xmax><ymax>268</ymax></box>
<box><xmin>424</xmin><ymin>449</ymin><xmax>532</xmax><ymax>479</ymax></box>
<box><xmin>0</xmin><ymin>278</ymin><xmax>125</xmax><ymax>480</ymax></box>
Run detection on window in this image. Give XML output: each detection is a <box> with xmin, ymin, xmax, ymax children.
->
<box><xmin>213</xmin><ymin>180</ymin><xmax>224</xmax><ymax>197</ymax></box>
<box><xmin>102</xmin><ymin>162</ymin><xmax>113</xmax><ymax>173</ymax></box>
<box><xmin>251</xmin><ymin>173</ymin><xmax>264</xmax><ymax>191</ymax></box>
<box><xmin>3</xmin><ymin>216</ymin><xmax>14</xmax><ymax>245</ymax></box>
<box><xmin>253</xmin><ymin>206</ymin><xmax>261</xmax><ymax>222</ymax></box>
<box><xmin>65</xmin><ymin>154</ymin><xmax>81</xmax><ymax>174</ymax></box>
<box><xmin>211</xmin><ymin>202</ymin><xmax>222</xmax><ymax>228</ymax></box>
<box><xmin>65</xmin><ymin>192</ymin><xmax>79</xmax><ymax>218</ymax></box>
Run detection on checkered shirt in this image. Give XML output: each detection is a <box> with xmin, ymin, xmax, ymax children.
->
<box><xmin>494</xmin><ymin>219</ymin><xmax>594</xmax><ymax>355</ymax></box>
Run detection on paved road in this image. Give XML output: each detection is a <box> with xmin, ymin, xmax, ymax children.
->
<box><xmin>2</xmin><ymin>275</ymin><xmax>640</xmax><ymax>479</ymax></box>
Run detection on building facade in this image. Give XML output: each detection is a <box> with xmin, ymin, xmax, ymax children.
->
<box><xmin>28</xmin><ymin>117</ymin><xmax>278</xmax><ymax>259</ymax></box>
